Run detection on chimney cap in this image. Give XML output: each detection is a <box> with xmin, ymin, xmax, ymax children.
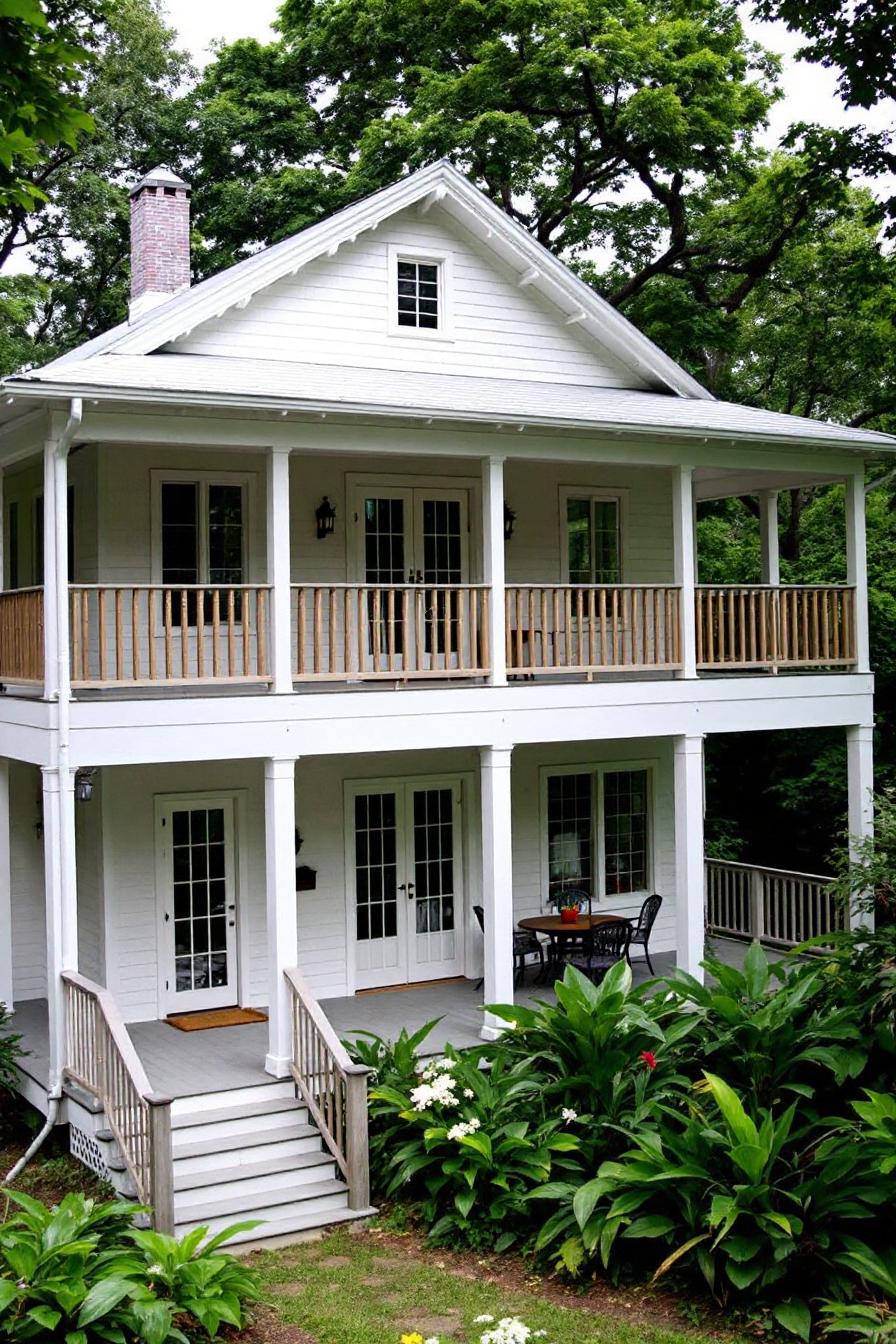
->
<box><xmin>130</xmin><ymin>165</ymin><xmax>190</xmax><ymax>197</ymax></box>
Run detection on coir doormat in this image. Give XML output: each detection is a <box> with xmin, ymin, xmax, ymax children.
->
<box><xmin>166</xmin><ymin>1007</ymin><xmax>268</xmax><ymax>1031</ymax></box>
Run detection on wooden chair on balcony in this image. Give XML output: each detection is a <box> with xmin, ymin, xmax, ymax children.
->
<box><xmin>473</xmin><ymin>904</ymin><xmax>545</xmax><ymax>989</ymax></box>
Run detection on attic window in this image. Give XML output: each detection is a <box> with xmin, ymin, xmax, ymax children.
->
<box><xmin>396</xmin><ymin>259</ymin><xmax>439</xmax><ymax>329</ymax></box>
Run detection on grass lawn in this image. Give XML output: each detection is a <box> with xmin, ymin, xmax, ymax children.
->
<box><xmin>241</xmin><ymin>1221</ymin><xmax>746</xmax><ymax>1344</ymax></box>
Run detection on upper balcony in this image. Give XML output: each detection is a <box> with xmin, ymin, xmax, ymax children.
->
<box><xmin>0</xmin><ymin>440</ymin><xmax>868</xmax><ymax>700</ymax></box>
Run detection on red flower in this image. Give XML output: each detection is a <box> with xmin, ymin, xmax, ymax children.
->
<box><xmin>639</xmin><ymin>1050</ymin><xmax>657</xmax><ymax>1071</ymax></box>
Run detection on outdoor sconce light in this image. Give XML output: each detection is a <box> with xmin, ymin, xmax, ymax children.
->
<box><xmin>75</xmin><ymin>768</ymin><xmax>96</xmax><ymax>803</ymax></box>
<box><xmin>504</xmin><ymin>503</ymin><xmax>516</xmax><ymax>541</ymax></box>
<box><xmin>315</xmin><ymin>496</ymin><xmax>336</xmax><ymax>539</ymax></box>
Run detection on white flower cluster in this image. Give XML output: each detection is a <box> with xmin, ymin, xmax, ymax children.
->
<box><xmin>472</xmin><ymin>1317</ymin><xmax>548</xmax><ymax>1344</ymax></box>
<box><xmin>410</xmin><ymin>1058</ymin><xmax>460</xmax><ymax>1112</ymax></box>
<box><xmin>446</xmin><ymin>1116</ymin><xmax>482</xmax><ymax>1141</ymax></box>
<box><xmin>560</xmin><ymin>1107</ymin><xmax>578</xmax><ymax>1124</ymax></box>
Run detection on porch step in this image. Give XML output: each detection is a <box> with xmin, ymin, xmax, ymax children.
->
<box><xmin>171</xmin><ymin>1102</ymin><xmax>310</xmax><ymax>1146</ymax></box>
<box><xmin>171</xmin><ymin>1096</ymin><xmax>306</xmax><ymax>1131</ymax></box>
<box><xmin>179</xmin><ymin>1200</ymin><xmax>373</xmax><ymax>1247</ymax></box>
<box><xmin>175</xmin><ymin>1176</ymin><xmax>349</xmax><ymax>1229</ymax></box>
<box><xmin>172</xmin><ymin>1123</ymin><xmax>322</xmax><ymax>1164</ymax></box>
<box><xmin>175</xmin><ymin>1150</ymin><xmax>337</xmax><ymax>1202</ymax></box>
<box><xmin>170</xmin><ymin>1080</ymin><xmax>295</xmax><ymax>1117</ymax></box>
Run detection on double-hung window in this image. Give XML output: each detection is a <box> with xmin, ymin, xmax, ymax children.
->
<box><xmin>157</xmin><ymin>476</ymin><xmax>246</xmax><ymax>624</ymax></box>
<box><xmin>545</xmin><ymin>765</ymin><xmax>651</xmax><ymax>901</ymax></box>
<box><xmin>563</xmin><ymin>493</ymin><xmax>621</xmax><ymax>585</ymax></box>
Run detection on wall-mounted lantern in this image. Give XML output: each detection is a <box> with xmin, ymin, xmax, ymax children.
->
<box><xmin>75</xmin><ymin>768</ymin><xmax>96</xmax><ymax>803</ymax></box>
<box><xmin>504</xmin><ymin>503</ymin><xmax>516</xmax><ymax>541</ymax></box>
<box><xmin>315</xmin><ymin>496</ymin><xmax>336</xmax><ymax>540</ymax></box>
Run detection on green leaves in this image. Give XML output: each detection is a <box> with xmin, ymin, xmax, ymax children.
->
<box><xmin>772</xmin><ymin>1300</ymin><xmax>812</xmax><ymax>1341</ymax></box>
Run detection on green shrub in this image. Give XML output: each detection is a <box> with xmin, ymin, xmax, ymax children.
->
<box><xmin>370</xmin><ymin>1050</ymin><xmax>581</xmax><ymax>1250</ymax></box>
<box><xmin>0</xmin><ymin>1001</ymin><xmax>24</xmax><ymax>1095</ymax></box>
<box><xmin>0</xmin><ymin>1190</ymin><xmax>260</xmax><ymax>1342</ymax></box>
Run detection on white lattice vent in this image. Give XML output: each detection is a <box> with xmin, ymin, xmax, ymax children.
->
<box><xmin>69</xmin><ymin>1125</ymin><xmax>111</xmax><ymax>1181</ymax></box>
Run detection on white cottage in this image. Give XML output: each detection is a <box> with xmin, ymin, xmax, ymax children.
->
<box><xmin>0</xmin><ymin>161</ymin><xmax>888</xmax><ymax>1243</ymax></box>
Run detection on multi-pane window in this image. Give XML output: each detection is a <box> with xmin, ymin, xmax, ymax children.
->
<box><xmin>172</xmin><ymin>806</ymin><xmax>229</xmax><ymax>993</ymax></box>
<box><xmin>546</xmin><ymin>767</ymin><xmax>650</xmax><ymax>899</ymax></box>
<box><xmin>396</xmin><ymin>259</ymin><xmax>439</xmax><ymax>329</ymax></box>
<box><xmin>547</xmin><ymin>773</ymin><xmax>593</xmax><ymax>900</ymax></box>
<box><xmin>604</xmin><ymin>770</ymin><xmax>649</xmax><ymax>895</ymax></box>
<box><xmin>413</xmin><ymin>788</ymin><xmax>455</xmax><ymax>934</ymax></box>
<box><xmin>354</xmin><ymin>792</ymin><xmax>398</xmax><ymax>942</ymax></box>
<box><xmin>159</xmin><ymin>478</ymin><xmax>245</xmax><ymax>623</ymax></box>
<box><xmin>566</xmin><ymin>496</ymin><xmax>620</xmax><ymax>584</ymax></box>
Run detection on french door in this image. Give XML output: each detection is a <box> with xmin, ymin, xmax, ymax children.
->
<box><xmin>351</xmin><ymin>485</ymin><xmax>470</xmax><ymax>666</ymax></box>
<box><xmin>348</xmin><ymin>779</ymin><xmax>464</xmax><ymax>990</ymax></box>
<box><xmin>156</xmin><ymin>796</ymin><xmax>238</xmax><ymax>1013</ymax></box>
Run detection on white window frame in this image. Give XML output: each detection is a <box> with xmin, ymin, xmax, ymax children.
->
<box><xmin>387</xmin><ymin>244</ymin><xmax>455</xmax><ymax>341</ymax></box>
<box><xmin>539</xmin><ymin>760</ymin><xmax>655</xmax><ymax>904</ymax></box>
<box><xmin>558</xmin><ymin>486</ymin><xmax>627</xmax><ymax>584</ymax></box>
<box><xmin>150</xmin><ymin>469</ymin><xmax>253</xmax><ymax>589</ymax></box>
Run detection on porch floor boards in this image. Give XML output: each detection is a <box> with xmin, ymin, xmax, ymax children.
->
<box><xmin>9</xmin><ymin>940</ymin><xmax>752</xmax><ymax>1103</ymax></box>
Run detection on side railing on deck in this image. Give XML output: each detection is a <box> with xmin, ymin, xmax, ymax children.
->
<box><xmin>62</xmin><ymin>971</ymin><xmax>173</xmax><ymax>1231</ymax></box>
<box><xmin>696</xmin><ymin>585</ymin><xmax>856</xmax><ymax>671</ymax></box>
<box><xmin>285</xmin><ymin>966</ymin><xmax>372</xmax><ymax>1210</ymax></box>
<box><xmin>504</xmin><ymin>584</ymin><xmax>681</xmax><ymax>674</ymax></box>
<box><xmin>705</xmin><ymin>859</ymin><xmax>843</xmax><ymax>948</ymax></box>
<box><xmin>69</xmin><ymin>585</ymin><xmax>272</xmax><ymax>687</ymax></box>
<box><xmin>292</xmin><ymin>583</ymin><xmax>489</xmax><ymax>680</ymax></box>
<box><xmin>0</xmin><ymin>587</ymin><xmax>44</xmax><ymax>684</ymax></box>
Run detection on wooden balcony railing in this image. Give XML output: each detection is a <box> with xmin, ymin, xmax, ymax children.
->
<box><xmin>696</xmin><ymin>585</ymin><xmax>856</xmax><ymax>670</ymax></box>
<box><xmin>292</xmin><ymin>583</ymin><xmax>490</xmax><ymax>680</ymax></box>
<box><xmin>63</xmin><ymin>971</ymin><xmax>173</xmax><ymax>1231</ymax></box>
<box><xmin>68</xmin><ymin>585</ymin><xmax>272</xmax><ymax>687</ymax></box>
<box><xmin>504</xmin><ymin>585</ymin><xmax>681</xmax><ymax>674</ymax></box>
<box><xmin>705</xmin><ymin>858</ymin><xmax>843</xmax><ymax>948</ymax></box>
<box><xmin>0</xmin><ymin>587</ymin><xmax>44</xmax><ymax>683</ymax></box>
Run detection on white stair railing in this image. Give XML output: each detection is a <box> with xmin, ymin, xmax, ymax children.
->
<box><xmin>62</xmin><ymin>971</ymin><xmax>173</xmax><ymax>1231</ymax></box>
<box><xmin>285</xmin><ymin>966</ymin><xmax>372</xmax><ymax>1210</ymax></box>
<box><xmin>705</xmin><ymin>859</ymin><xmax>843</xmax><ymax>948</ymax></box>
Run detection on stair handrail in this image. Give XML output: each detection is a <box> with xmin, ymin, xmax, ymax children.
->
<box><xmin>61</xmin><ymin>971</ymin><xmax>173</xmax><ymax>1232</ymax></box>
<box><xmin>284</xmin><ymin>966</ymin><xmax>372</xmax><ymax>1211</ymax></box>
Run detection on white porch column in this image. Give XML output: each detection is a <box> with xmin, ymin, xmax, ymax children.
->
<box><xmin>0</xmin><ymin>760</ymin><xmax>12</xmax><ymax>1009</ymax></box>
<box><xmin>845</xmin><ymin>471</ymin><xmax>870</xmax><ymax>673</ymax></box>
<box><xmin>42</xmin><ymin>440</ymin><xmax>60</xmax><ymax>699</ymax></box>
<box><xmin>43</xmin><ymin>765</ymin><xmax>78</xmax><ymax>1092</ymax></box>
<box><xmin>481</xmin><ymin>457</ymin><xmax>507</xmax><ymax>687</ymax></box>
<box><xmin>267</xmin><ymin>446</ymin><xmax>294</xmax><ymax>694</ymax></box>
<box><xmin>846</xmin><ymin>724</ymin><xmax>874</xmax><ymax>932</ymax></box>
<box><xmin>264</xmin><ymin>756</ymin><xmax>298</xmax><ymax>1076</ymax></box>
<box><xmin>759</xmin><ymin>490</ymin><xmax>780</xmax><ymax>585</ymax></box>
<box><xmin>479</xmin><ymin>745</ymin><xmax>514</xmax><ymax>1037</ymax></box>
<box><xmin>674</xmin><ymin>734</ymin><xmax>705</xmax><ymax>981</ymax></box>
<box><xmin>672</xmin><ymin>466</ymin><xmax>697</xmax><ymax>678</ymax></box>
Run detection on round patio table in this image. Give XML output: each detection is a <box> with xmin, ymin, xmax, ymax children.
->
<box><xmin>517</xmin><ymin>912</ymin><xmax>633</xmax><ymax>982</ymax></box>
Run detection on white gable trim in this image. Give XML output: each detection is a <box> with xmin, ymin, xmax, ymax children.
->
<box><xmin>93</xmin><ymin>162</ymin><xmax>710</xmax><ymax>401</ymax></box>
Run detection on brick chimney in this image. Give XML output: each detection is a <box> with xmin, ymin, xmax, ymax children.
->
<box><xmin>129</xmin><ymin>166</ymin><xmax>191</xmax><ymax>322</ymax></box>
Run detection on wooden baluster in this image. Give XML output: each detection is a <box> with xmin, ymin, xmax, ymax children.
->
<box><xmin>344</xmin><ymin>589</ymin><xmax>352</xmax><ymax>676</ymax></box>
<box><xmin>180</xmin><ymin>590</ymin><xmax>189</xmax><ymax>678</ymax></box>
<box><xmin>598</xmin><ymin>588</ymin><xmax>608</xmax><ymax>666</ymax></box>
<box><xmin>242</xmin><ymin>589</ymin><xmax>251</xmax><ymax>675</ymax></box>
<box><xmin>457</xmin><ymin>587</ymin><xmax>467</xmax><ymax>672</ymax></box>
<box><xmin>314</xmin><ymin>588</ymin><xmax>324</xmax><ymax>675</ymax></box>
<box><xmin>528</xmin><ymin>588</ymin><xmax>537</xmax><ymax>670</ymax></box>
<box><xmin>226</xmin><ymin>589</ymin><xmax>236</xmax><ymax>676</ymax></box>
<box><xmin>328</xmin><ymin>588</ymin><xmax>337</xmax><ymax>676</ymax></box>
<box><xmin>386</xmin><ymin>589</ymin><xmax>396</xmax><ymax>673</ymax></box>
<box><xmin>831</xmin><ymin>590</ymin><xmax>840</xmax><ymax>661</ymax></box>
<box><xmin>810</xmin><ymin>588</ymin><xmax>820</xmax><ymax>662</ymax></box>
<box><xmin>114</xmin><ymin>588</ymin><xmax>123</xmax><ymax>682</ymax></box>
<box><xmin>211</xmin><ymin>590</ymin><xmax>221</xmax><ymax>678</ymax></box>
<box><xmin>163</xmin><ymin>590</ymin><xmax>173</xmax><ymax>678</ymax></box>
<box><xmin>98</xmin><ymin>589</ymin><xmax>108</xmax><ymax>682</ymax></box>
<box><xmin>820</xmin><ymin>588</ymin><xmax>830</xmax><ymax>663</ymax></box>
<box><xmin>504</xmin><ymin>589</ymin><xmax>512</xmax><ymax>671</ymax></box>
<box><xmin>257</xmin><ymin>590</ymin><xmax>268</xmax><ymax>677</ymax></box>
<box><xmin>575</xmin><ymin>586</ymin><xmax>584</xmax><ymax>670</ymax></box>
<box><xmin>356</xmin><ymin>588</ymin><xmax>366</xmax><ymax>675</ymax></box>
<box><xmin>800</xmin><ymin>590</ymin><xmax>809</xmax><ymax>663</ymax></box>
<box><xmin>131</xmin><ymin>589</ymin><xmax>140</xmax><ymax>681</ymax></box>
<box><xmin>196</xmin><ymin>589</ymin><xmax>206</xmax><ymax>679</ymax></box>
<box><xmin>726</xmin><ymin>589</ymin><xmax>735</xmax><ymax>664</ymax></box>
<box><xmin>297</xmin><ymin>589</ymin><xmax>307</xmax><ymax>676</ymax></box>
<box><xmin>514</xmin><ymin>590</ymin><xmax>523</xmax><ymax>670</ymax></box>
<box><xmin>737</xmin><ymin>590</ymin><xmax>746</xmax><ymax>664</ymax></box>
<box><xmin>371</xmin><ymin>589</ymin><xmax>382</xmax><ymax>674</ymax></box>
<box><xmin>695</xmin><ymin>589</ymin><xmax>704</xmax><ymax>666</ymax></box>
<box><xmin>540</xmin><ymin>589</ymin><xmax>549</xmax><ymax>671</ymax></box>
<box><xmin>442</xmin><ymin>587</ymin><xmax>451</xmax><ymax>673</ymax></box>
<box><xmin>588</xmin><ymin>588</ymin><xmax>597</xmax><ymax>668</ymax></box>
<box><xmin>469</xmin><ymin>588</ymin><xmax>478</xmax><ymax>673</ymax></box>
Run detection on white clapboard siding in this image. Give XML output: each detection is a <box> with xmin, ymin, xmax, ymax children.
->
<box><xmin>167</xmin><ymin>207</ymin><xmax>647</xmax><ymax>390</ymax></box>
<box><xmin>10</xmin><ymin>762</ymin><xmax>47</xmax><ymax>1001</ymax></box>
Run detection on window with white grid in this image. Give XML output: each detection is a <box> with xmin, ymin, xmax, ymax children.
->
<box><xmin>396</xmin><ymin>259</ymin><xmax>440</xmax><ymax>329</ymax></box>
<box><xmin>603</xmin><ymin>770</ymin><xmax>649</xmax><ymax>895</ymax></box>
<box><xmin>544</xmin><ymin>765</ymin><xmax>652</xmax><ymax>900</ymax></box>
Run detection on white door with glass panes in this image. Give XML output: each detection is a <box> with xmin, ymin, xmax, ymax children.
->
<box><xmin>545</xmin><ymin>767</ymin><xmax>650</xmax><ymax>907</ymax></box>
<box><xmin>349</xmin><ymin>485</ymin><xmax>470</xmax><ymax>672</ymax></box>
<box><xmin>156</xmin><ymin>797</ymin><xmax>238</xmax><ymax>1013</ymax></box>
<box><xmin>348</xmin><ymin>779</ymin><xmax>464</xmax><ymax>990</ymax></box>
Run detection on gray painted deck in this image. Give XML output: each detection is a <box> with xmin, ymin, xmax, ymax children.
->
<box><xmin>10</xmin><ymin>939</ymin><xmax>755</xmax><ymax>1101</ymax></box>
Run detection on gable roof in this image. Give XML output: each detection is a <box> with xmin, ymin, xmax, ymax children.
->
<box><xmin>36</xmin><ymin>160</ymin><xmax>709</xmax><ymax>400</ymax></box>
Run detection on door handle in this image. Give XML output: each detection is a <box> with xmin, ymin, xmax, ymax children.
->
<box><xmin>397</xmin><ymin>882</ymin><xmax>416</xmax><ymax>898</ymax></box>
